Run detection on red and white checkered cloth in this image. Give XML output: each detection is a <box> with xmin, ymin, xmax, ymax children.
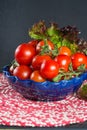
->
<box><xmin>0</xmin><ymin>73</ymin><xmax>87</xmax><ymax>127</ymax></box>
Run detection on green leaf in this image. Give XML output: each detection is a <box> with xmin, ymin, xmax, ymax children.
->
<box><xmin>50</xmin><ymin>36</ymin><xmax>62</xmax><ymax>47</ymax></box>
<box><xmin>82</xmin><ymin>84</ymin><xmax>87</xmax><ymax>93</ymax></box>
<box><xmin>77</xmin><ymin>64</ymin><xmax>86</xmax><ymax>71</ymax></box>
<box><xmin>62</xmin><ymin>39</ymin><xmax>70</xmax><ymax>47</ymax></box>
<box><xmin>46</xmin><ymin>23</ymin><xmax>59</xmax><ymax>36</ymax></box>
<box><xmin>68</xmin><ymin>63</ymin><xmax>73</xmax><ymax>71</ymax></box>
<box><xmin>28</xmin><ymin>20</ymin><xmax>47</xmax><ymax>40</ymax></box>
<box><xmin>29</xmin><ymin>32</ymin><xmax>45</xmax><ymax>40</ymax></box>
<box><xmin>52</xmin><ymin>73</ymin><xmax>63</xmax><ymax>82</ymax></box>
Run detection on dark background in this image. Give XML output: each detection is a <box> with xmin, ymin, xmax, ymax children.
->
<box><xmin>0</xmin><ymin>0</ymin><xmax>87</xmax><ymax>129</ymax></box>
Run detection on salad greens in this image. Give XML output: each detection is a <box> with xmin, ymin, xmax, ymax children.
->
<box><xmin>29</xmin><ymin>20</ymin><xmax>80</xmax><ymax>53</ymax></box>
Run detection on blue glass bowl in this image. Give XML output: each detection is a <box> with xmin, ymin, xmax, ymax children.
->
<box><xmin>3</xmin><ymin>65</ymin><xmax>87</xmax><ymax>101</ymax></box>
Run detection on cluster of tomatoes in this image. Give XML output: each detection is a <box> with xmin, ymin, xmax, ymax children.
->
<box><xmin>9</xmin><ymin>40</ymin><xmax>87</xmax><ymax>82</ymax></box>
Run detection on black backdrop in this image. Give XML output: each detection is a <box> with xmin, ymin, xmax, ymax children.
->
<box><xmin>0</xmin><ymin>0</ymin><xmax>87</xmax><ymax>129</ymax></box>
<box><xmin>1</xmin><ymin>0</ymin><xmax>87</xmax><ymax>71</ymax></box>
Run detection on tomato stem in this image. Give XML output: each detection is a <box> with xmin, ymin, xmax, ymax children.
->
<box><xmin>52</xmin><ymin>63</ymin><xmax>86</xmax><ymax>82</ymax></box>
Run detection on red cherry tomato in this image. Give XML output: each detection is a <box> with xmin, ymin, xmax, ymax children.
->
<box><xmin>9</xmin><ymin>61</ymin><xmax>19</xmax><ymax>74</ymax></box>
<box><xmin>15</xmin><ymin>43</ymin><xmax>36</xmax><ymax>65</ymax></box>
<box><xmin>30</xmin><ymin>70</ymin><xmax>46</xmax><ymax>82</ymax></box>
<box><xmin>58</xmin><ymin>46</ymin><xmax>72</xmax><ymax>56</ymax></box>
<box><xmin>27</xmin><ymin>40</ymin><xmax>39</xmax><ymax>48</ymax></box>
<box><xmin>54</xmin><ymin>55</ymin><xmax>71</xmax><ymax>72</ymax></box>
<box><xmin>32</xmin><ymin>54</ymin><xmax>52</xmax><ymax>70</ymax></box>
<box><xmin>40</xmin><ymin>60</ymin><xmax>59</xmax><ymax>80</ymax></box>
<box><xmin>13</xmin><ymin>65</ymin><xmax>32</xmax><ymax>80</ymax></box>
<box><xmin>71</xmin><ymin>52</ymin><xmax>87</xmax><ymax>70</ymax></box>
<box><xmin>36</xmin><ymin>40</ymin><xmax>54</xmax><ymax>52</ymax></box>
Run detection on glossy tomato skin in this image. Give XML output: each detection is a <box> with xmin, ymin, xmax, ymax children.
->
<box><xmin>15</xmin><ymin>43</ymin><xmax>36</xmax><ymax>65</ymax></box>
<box><xmin>54</xmin><ymin>55</ymin><xmax>71</xmax><ymax>72</ymax></box>
<box><xmin>58</xmin><ymin>46</ymin><xmax>72</xmax><ymax>56</ymax></box>
<box><xmin>36</xmin><ymin>40</ymin><xmax>54</xmax><ymax>52</ymax></box>
<box><xmin>30</xmin><ymin>70</ymin><xmax>46</xmax><ymax>82</ymax></box>
<box><xmin>40</xmin><ymin>60</ymin><xmax>59</xmax><ymax>80</ymax></box>
<box><xmin>27</xmin><ymin>40</ymin><xmax>39</xmax><ymax>48</ymax></box>
<box><xmin>13</xmin><ymin>65</ymin><xmax>32</xmax><ymax>80</ymax></box>
<box><xmin>71</xmin><ymin>52</ymin><xmax>87</xmax><ymax>70</ymax></box>
<box><xmin>32</xmin><ymin>54</ymin><xmax>52</xmax><ymax>70</ymax></box>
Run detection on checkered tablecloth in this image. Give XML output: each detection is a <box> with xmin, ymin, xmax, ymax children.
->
<box><xmin>0</xmin><ymin>73</ymin><xmax>87</xmax><ymax>127</ymax></box>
